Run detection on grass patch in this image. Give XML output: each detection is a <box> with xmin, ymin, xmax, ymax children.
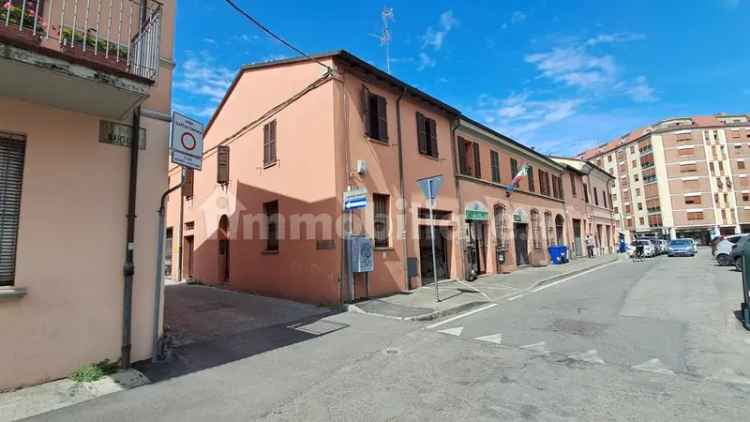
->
<box><xmin>70</xmin><ymin>359</ymin><xmax>119</xmax><ymax>383</ymax></box>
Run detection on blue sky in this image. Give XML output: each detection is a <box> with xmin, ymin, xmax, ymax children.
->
<box><xmin>172</xmin><ymin>0</ymin><xmax>750</xmax><ymax>155</ymax></box>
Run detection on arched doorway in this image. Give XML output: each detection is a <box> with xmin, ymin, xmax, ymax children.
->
<box><xmin>555</xmin><ymin>215</ymin><xmax>565</xmax><ymax>245</ymax></box>
<box><xmin>218</xmin><ymin>215</ymin><xmax>230</xmax><ymax>283</ymax></box>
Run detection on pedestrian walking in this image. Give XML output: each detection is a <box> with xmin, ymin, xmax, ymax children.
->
<box><xmin>586</xmin><ymin>234</ymin><xmax>595</xmax><ymax>258</ymax></box>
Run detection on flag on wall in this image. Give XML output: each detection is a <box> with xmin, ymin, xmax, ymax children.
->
<box><xmin>510</xmin><ymin>164</ymin><xmax>530</xmax><ymax>189</ymax></box>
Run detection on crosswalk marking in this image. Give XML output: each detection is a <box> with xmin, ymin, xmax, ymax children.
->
<box><xmin>437</xmin><ymin>327</ymin><xmax>464</xmax><ymax>336</ymax></box>
<box><xmin>632</xmin><ymin>358</ymin><xmax>674</xmax><ymax>375</ymax></box>
<box><xmin>520</xmin><ymin>341</ymin><xmax>549</xmax><ymax>355</ymax></box>
<box><xmin>475</xmin><ymin>333</ymin><xmax>503</xmax><ymax>344</ymax></box>
<box><xmin>567</xmin><ymin>349</ymin><xmax>605</xmax><ymax>364</ymax></box>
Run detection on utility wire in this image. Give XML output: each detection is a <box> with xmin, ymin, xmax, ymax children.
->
<box><xmin>223</xmin><ymin>0</ymin><xmax>333</xmax><ymax>73</ymax></box>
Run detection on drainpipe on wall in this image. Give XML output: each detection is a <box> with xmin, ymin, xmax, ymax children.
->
<box><xmin>395</xmin><ymin>87</ymin><xmax>409</xmax><ymax>290</ymax></box>
<box><xmin>121</xmin><ymin>106</ymin><xmax>141</xmax><ymax>369</ymax></box>
<box><xmin>449</xmin><ymin>118</ymin><xmax>466</xmax><ymax>280</ymax></box>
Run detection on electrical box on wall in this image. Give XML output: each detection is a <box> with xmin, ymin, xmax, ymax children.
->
<box><xmin>348</xmin><ymin>235</ymin><xmax>374</xmax><ymax>273</ymax></box>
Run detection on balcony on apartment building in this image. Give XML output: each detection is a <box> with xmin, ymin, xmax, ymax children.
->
<box><xmin>0</xmin><ymin>0</ymin><xmax>161</xmax><ymax>119</ymax></box>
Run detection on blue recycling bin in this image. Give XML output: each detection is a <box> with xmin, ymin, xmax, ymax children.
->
<box><xmin>548</xmin><ymin>245</ymin><xmax>569</xmax><ymax>265</ymax></box>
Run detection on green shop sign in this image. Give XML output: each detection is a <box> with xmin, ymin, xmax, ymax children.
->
<box><xmin>464</xmin><ymin>201</ymin><xmax>489</xmax><ymax>221</ymax></box>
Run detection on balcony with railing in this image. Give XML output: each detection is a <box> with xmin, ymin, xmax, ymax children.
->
<box><xmin>0</xmin><ymin>0</ymin><xmax>162</xmax><ymax>119</ymax></box>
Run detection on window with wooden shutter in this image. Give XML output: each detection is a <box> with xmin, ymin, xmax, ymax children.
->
<box><xmin>427</xmin><ymin>118</ymin><xmax>438</xmax><ymax>158</ymax></box>
<box><xmin>217</xmin><ymin>145</ymin><xmax>230</xmax><ymax>184</ymax></box>
<box><xmin>264</xmin><ymin>200</ymin><xmax>279</xmax><ymax>251</ymax></box>
<box><xmin>373</xmin><ymin>194</ymin><xmax>389</xmax><ymax>248</ymax></box>
<box><xmin>490</xmin><ymin>151</ymin><xmax>500</xmax><ymax>183</ymax></box>
<box><xmin>0</xmin><ymin>134</ymin><xmax>25</xmax><ymax>286</ymax></box>
<box><xmin>376</xmin><ymin>96</ymin><xmax>388</xmax><ymax>141</ymax></box>
<box><xmin>361</xmin><ymin>85</ymin><xmax>371</xmax><ymax>137</ymax></box>
<box><xmin>182</xmin><ymin>168</ymin><xmax>194</xmax><ymax>198</ymax></box>
<box><xmin>570</xmin><ymin>174</ymin><xmax>577</xmax><ymax>197</ymax></box>
<box><xmin>538</xmin><ymin>169</ymin><xmax>545</xmax><ymax>195</ymax></box>
<box><xmin>416</xmin><ymin>113</ymin><xmax>428</xmax><ymax>154</ymax></box>
<box><xmin>510</xmin><ymin>158</ymin><xmax>519</xmax><ymax>181</ymax></box>
<box><xmin>527</xmin><ymin>165</ymin><xmax>535</xmax><ymax>192</ymax></box>
<box><xmin>457</xmin><ymin>137</ymin><xmax>470</xmax><ymax>175</ymax></box>
<box><xmin>263</xmin><ymin>120</ymin><xmax>277</xmax><ymax>167</ymax></box>
<box><xmin>472</xmin><ymin>142</ymin><xmax>481</xmax><ymax>178</ymax></box>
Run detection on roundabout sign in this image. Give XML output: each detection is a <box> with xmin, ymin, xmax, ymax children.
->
<box><xmin>171</xmin><ymin>112</ymin><xmax>204</xmax><ymax>170</ymax></box>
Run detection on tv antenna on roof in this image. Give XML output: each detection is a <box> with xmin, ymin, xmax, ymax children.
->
<box><xmin>370</xmin><ymin>7</ymin><xmax>394</xmax><ymax>73</ymax></box>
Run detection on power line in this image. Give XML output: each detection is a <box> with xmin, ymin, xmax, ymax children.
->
<box><xmin>223</xmin><ymin>0</ymin><xmax>333</xmax><ymax>73</ymax></box>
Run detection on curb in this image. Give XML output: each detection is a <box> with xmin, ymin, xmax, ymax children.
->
<box><xmin>345</xmin><ymin>300</ymin><xmax>491</xmax><ymax>322</ymax></box>
<box><xmin>528</xmin><ymin>255</ymin><xmax>621</xmax><ymax>290</ymax></box>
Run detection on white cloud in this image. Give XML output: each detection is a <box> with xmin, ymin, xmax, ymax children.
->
<box><xmin>173</xmin><ymin>103</ymin><xmax>217</xmax><ymax>119</ymax></box>
<box><xmin>477</xmin><ymin>93</ymin><xmax>585</xmax><ymax>137</ymax></box>
<box><xmin>421</xmin><ymin>10</ymin><xmax>457</xmax><ymax>51</ymax></box>
<box><xmin>623</xmin><ymin>76</ymin><xmax>657</xmax><ymax>102</ymax></box>
<box><xmin>584</xmin><ymin>32</ymin><xmax>645</xmax><ymax>47</ymax></box>
<box><xmin>174</xmin><ymin>52</ymin><xmax>235</xmax><ymax>104</ymax></box>
<box><xmin>525</xmin><ymin>47</ymin><xmax>617</xmax><ymax>90</ymax></box>
<box><xmin>417</xmin><ymin>52</ymin><xmax>436</xmax><ymax>71</ymax></box>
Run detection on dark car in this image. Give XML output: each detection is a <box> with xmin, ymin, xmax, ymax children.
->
<box><xmin>667</xmin><ymin>239</ymin><xmax>695</xmax><ymax>257</ymax></box>
<box><xmin>729</xmin><ymin>236</ymin><xmax>750</xmax><ymax>272</ymax></box>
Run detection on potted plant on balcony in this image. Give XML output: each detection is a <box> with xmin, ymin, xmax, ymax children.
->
<box><xmin>0</xmin><ymin>1</ymin><xmax>46</xmax><ymax>45</ymax></box>
<box><xmin>61</xmin><ymin>26</ymin><xmax>129</xmax><ymax>73</ymax></box>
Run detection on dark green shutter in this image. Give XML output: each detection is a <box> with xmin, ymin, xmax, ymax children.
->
<box><xmin>0</xmin><ymin>134</ymin><xmax>25</xmax><ymax>286</ymax></box>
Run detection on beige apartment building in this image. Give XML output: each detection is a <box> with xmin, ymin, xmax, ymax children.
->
<box><xmin>579</xmin><ymin>114</ymin><xmax>750</xmax><ymax>243</ymax></box>
<box><xmin>0</xmin><ymin>0</ymin><xmax>174</xmax><ymax>390</ymax></box>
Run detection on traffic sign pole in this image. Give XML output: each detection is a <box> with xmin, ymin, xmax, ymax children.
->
<box><xmin>428</xmin><ymin>180</ymin><xmax>439</xmax><ymax>303</ymax></box>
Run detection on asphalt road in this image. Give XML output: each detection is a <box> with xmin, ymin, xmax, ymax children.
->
<box><xmin>28</xmin><ymin>250</ymin><xmax>750</xmax><ymax>421</ymax></box>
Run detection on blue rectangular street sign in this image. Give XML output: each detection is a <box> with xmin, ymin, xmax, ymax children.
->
<box><xmin>343</xmin><ymin>187</ymin><xmax>368</xmax><ymax>210</ymax></box>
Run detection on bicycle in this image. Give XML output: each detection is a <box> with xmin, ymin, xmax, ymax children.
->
<box><xmin>631</xmin><ymin>245</ymin><xmax>645</xmax><ymax>262</ymax></box>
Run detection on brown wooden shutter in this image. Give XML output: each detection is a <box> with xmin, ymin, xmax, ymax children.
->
<box><xmin>416</xmin><ymin>112</ymin><xmax>427</xmax><ymax>154</ymax></box>
<box><xmin>472</xmin><ymin>142</ymin><xmax>481</xmax><ymax>178</ymax></box>
<box><xmin>376</xmin><ymin>95</ymin><xmax>388</xmax><ymax>141</ymax></box>
<box><xmin>361</xmin><ymin>85</ymin><xmax>371</xmax><ymax>137</ymax></box>
<box><xmin>428</xmin><ymin>118</ymin><xmax>438</xmax><ymax>158</ymax></box>
<box><xmin>0</xmin><ymin>134</ymin><xmax>25</xmax><ymax>286</ymax></box>
<box><xmin>263</xmin><ymin>123</ymin><xmax>270</xmax><ymax>165</ymax></box>
<box><xmin>269</xmin><ymin>120</ymin><xmax>277</xmax><ymax>162</ymax></box>
<box><xmin>217</xmin><ymin>145</ymin><xmax>230</xmax><ymax>184</ymax></box>
<box><xmin>457</xmin><ymin>138</ymin><xmax>468</xmax><ymax>175</ymax></box>
<box><xmin>182</xmin><ymin>168</ymin><xmax>194</xmax><ymax>198</ymax></box>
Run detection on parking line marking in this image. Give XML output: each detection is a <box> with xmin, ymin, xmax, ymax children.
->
<box><xmin>426</xmin><ymin>303</ymin><xmax>498</xmax><ymax>329</ymax></box>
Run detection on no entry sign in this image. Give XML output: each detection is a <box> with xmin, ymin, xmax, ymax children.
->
<box><xmin>171</xmin><ymin>112</ymin><xmax>204</xmax><ymax>170</ymax></box>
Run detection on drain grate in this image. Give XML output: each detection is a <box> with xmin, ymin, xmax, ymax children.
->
<box><xmin>289</xmin><ymin>320</ymin><xmax>348</xmax><ymax>336</ymax></box>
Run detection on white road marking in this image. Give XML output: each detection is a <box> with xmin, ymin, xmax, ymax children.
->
<box><xmin>708</xmin><ymin>368</ymin><xmax>750</xmax><ymax>385</ymax></box>
<box><xmin>568</xmin><ymin>349</ymin><xmax>605</xmax><ymax>364</ymax></box>
<box><xmin>520</xmin><ymin>341</ymin><xmax>550</xmax><ymax>355</ymax></box>
<box><xmin>531</xmin><ymin>261</ymin><xmax>620</xmax><ymax>294</ymax></box>
<box><xmin>475</xmin><ymin>333</ymin><xmax>503</xmax><ymax>344</ymax></box>
<box><xmin>632</xmin><ymin>358</ymin><xmax>674</xmax><ymax>375</ymax></box>
<box><xmin>426</xmin><ymin>303</ymin><xmax>498</xmax><ymax>329</ymax></box>
<box><xmin>507</xmin><ymin>293</ymin><xmax>527</xmax><ymax>301</ymax></box>
<box><xmin>437</xmin><ymin>327</ymin><xmax>464</xmax><ymax>336</ymax></box>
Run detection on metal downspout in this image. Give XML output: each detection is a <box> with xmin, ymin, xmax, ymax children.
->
<box><xmin>449</xmin><ymin>118</ymin><xmax>466</xmax><ymax>280</ymax></box>
<box><xmin>121</xmin><ymin>106</ymin><xmax>141</xmax><ymax>369</ymax></box>
<box><xmin>395</xmin><ymin>88</ymin><xmax>408</xmax><ymax>290</ymax></box>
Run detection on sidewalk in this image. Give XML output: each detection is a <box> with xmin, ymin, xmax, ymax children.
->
<box><xmin>349</xmin><ymin>253</ymin><xmax>622</xmax><ymax>321</ymax></box>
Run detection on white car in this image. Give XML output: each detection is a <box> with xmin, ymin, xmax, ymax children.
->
<box><xmin>716</xmin><ymin>234</ymin><xmax>748</xmax><ymax>266</ymax></box>
<box><xmin>631</xmin><ymin>240</ymin><xmax>656</xmax><ymax>258</ymax></box>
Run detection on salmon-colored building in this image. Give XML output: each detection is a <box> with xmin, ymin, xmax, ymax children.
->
<box><xmin>0</xmin><ymin>0</ymin><xmax>174</xmax><ymax>390</ymax></box>
<box><xmin>165</xmin><ymin>51</ymin><xmax>618</xmax><ymax>305</ymax></box>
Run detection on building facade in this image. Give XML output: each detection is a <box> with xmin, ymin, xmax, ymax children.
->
<box><xmin>579</xmin><ymin>114</ymin><xmax>750</xmax><ymax>243</ymax></box>
<box><xmin>165</xmin><ymin>51</ymin><xmax>618</xmax><ymax>306</ymax></box>
<box><xmin>0</xmin><ymin>0</ymin><xmax>174</xmax><ymax>390</ymax></box>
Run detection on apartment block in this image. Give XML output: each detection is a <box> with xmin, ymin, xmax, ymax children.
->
<box><xmin>579</xmin><ymin>114</ymin><xmax>750</xmax><ymax>243</ymax></box>
<box><xmin>0</xmin><ymin>0</ymin><xmax>174</xmax><ymax>390</ymax></box>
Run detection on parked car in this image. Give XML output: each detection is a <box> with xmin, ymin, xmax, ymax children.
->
<box><xmin>632</xmin><ymin>240</ymin><xmax>656</xmax><ymax>257</ymax></box>
<box><xmin>729</xmin><ymin>236</ymin><xmax>750</xmax><ymax>272</ymax></box>
<box><xmin>658</xmin><ymin>239</ymin><xmax>669</xmax><ymax>255</ymax></box>
<box><xmin>667</xmin><ymin>239</ymin><xmax>695</xmax><ymax>257</ymax></box>
<box><xmin>716</xmin><ymin>234</ymin><xmax>748</xmax><ymax>266</ymax></box>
